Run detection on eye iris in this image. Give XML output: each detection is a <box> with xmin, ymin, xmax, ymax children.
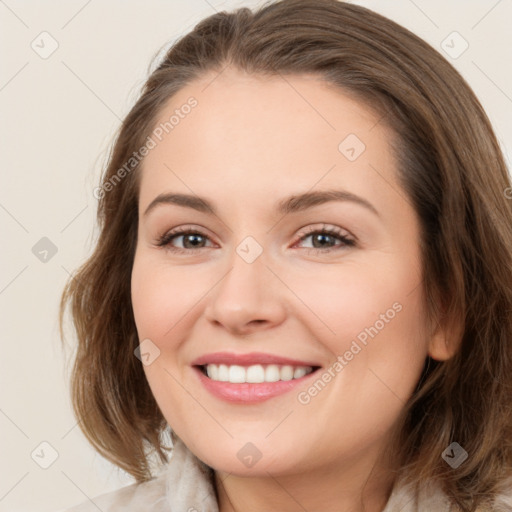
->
<box><xmin>312</xmin><ymin>233</ymin><xmax>335</xmax><ymax>248</ymax></box>
<box><xmin>183</xmin><ymin>233</ymin><xmax>205</xmax><ymax>248</ymax></box>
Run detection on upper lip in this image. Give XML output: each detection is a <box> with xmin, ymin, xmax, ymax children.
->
<box><xmin>191</xmin><ymin>351</ymin><xmax>321</xmax><ymax>367</ymax></box>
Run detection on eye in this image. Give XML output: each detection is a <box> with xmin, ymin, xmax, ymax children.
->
<box><xmin>155</xmin><ymin>224</ymin><xmax>355</xmax><ymax>254</ymax></box>
<box><xmin>294</xmin><ymin>224</ymin><xmax>355</xmax><ymax>253</ymax></box>
<box><xmin>156</xmin><ymin>225</ymin><xmax>214</xmax><ymax>253</ymax></box>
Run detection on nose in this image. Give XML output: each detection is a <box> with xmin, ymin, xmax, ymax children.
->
<box><xmin>203</xmin><ymin>248</ymin><xmax>287</xmax><ymax>336</ymax></box>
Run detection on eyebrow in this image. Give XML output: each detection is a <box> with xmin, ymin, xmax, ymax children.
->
<box><xmin>143</xmin><ymin>189</ymin><xmax>380</xmax><ymax>218</ymax></box>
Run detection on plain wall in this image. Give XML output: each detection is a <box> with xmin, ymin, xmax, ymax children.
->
<box><xmin>1</xmin><ymin>1</ymin><xmax>511</xmax><ymax>510</ymax></box>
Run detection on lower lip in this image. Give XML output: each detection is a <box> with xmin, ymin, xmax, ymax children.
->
<box><xmin>193</xmin><ymin>366</ymin><xmax>319</xmax><ymax>403</ymax></box>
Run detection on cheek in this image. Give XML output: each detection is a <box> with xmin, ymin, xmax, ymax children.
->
<box><xmin>299</xmin><ymin>259</ymin><xmax>428</xmax><ymax>393</ymax></box>
<box><xmin>131</xmin><ymin>256</ymin><xmax>204</xmax><ymax>342</ymax></box>
<box><xmin>131</xmin><ymin>256</ymin><xmax>202</xmax><ymax>425</ymax></box>
<box><xmin>287</xmin><ymin>261</ymin><xmax>408</xmax><ymax>346</ymax></box>
<box><xmin>296</xmin><ymin>270</ymin><xmax>427</xmax><ymax>457</ymax></box>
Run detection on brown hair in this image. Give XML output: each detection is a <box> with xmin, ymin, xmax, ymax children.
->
<box><xmin>59</xmin><ymin>1</ymin><xmax>512</xmax><ymax>510</ymax></box>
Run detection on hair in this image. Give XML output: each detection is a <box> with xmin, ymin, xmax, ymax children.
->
<box><xmin>59</xmin><ymin>0</ymin><xmax>512</xmax><ymax>510</ymax></box>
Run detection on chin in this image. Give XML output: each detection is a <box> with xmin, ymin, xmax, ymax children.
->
<box><xmin>184</xmin><ymin>435</ymin><xmax>301</xmax><ymax>476</ymax></box>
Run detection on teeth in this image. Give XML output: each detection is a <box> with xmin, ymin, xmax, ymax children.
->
<box><xmin>217</xmin><ymin>364</ymin><xmax>229</xmax><ymax>382</ymax></box>
<box><xmin>281</xmin><ymin>365</ymin><xmax>294</xmax><ymax>381</ymax></box>
<box><xmin>204</xmin><ymin>364</ymin><xmax>314</xmax><ymax>383</ymax></box>
<box><xmin>246</xmin><ymin>364</ymin><xmax>265</xmax><ymax>383</ymax></box>
<box><xmin>229</xmin><ymin>365</ymin><xmax>246</xmax><ymax>383</ymax></box>
<box><xmin>293</xmin><ymin>367</ymin><xmax>307</xmax><ymax>379</ymax></box>
<box><xmin>207</xmin><ymin>363</ymin><xmax>219</xmax><ymax>380</ymax></box>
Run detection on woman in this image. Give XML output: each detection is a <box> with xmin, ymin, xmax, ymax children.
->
<box><xmin>59</xmin><ymin>0</ymin><xmax>512</xmax><ymax>510</ymax></box>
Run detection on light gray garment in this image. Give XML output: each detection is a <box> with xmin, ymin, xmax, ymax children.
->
<box><xmin>57</xmin><ymin>437</ymin><xmax>512</xmax><ymax>512</ymax></box>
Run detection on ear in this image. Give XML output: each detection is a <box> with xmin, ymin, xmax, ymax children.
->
<box><xmin>427</xmin><ymin>310</ymin><xmax>463</xmax><ymax>361</ymax></box>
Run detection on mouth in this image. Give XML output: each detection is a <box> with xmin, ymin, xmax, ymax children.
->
<box><xmin>190</xmin><ymin>352</ymin><xmax>322</xmax><ymax>403</ymax></box>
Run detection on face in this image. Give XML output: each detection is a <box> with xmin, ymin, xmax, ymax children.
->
<box><xmin>131</xmin><ymin>68</ymin><xmax>446</xmax><ymax>477</ymax></box>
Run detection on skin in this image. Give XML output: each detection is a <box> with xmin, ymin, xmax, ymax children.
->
<box><xmin>130</xmin><ymin>68</ymin><xmax>452</xmax><ymax>512</ymax></box>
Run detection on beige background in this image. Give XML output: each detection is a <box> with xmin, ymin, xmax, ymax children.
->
<box><xmin>1</xmin><ymin>0</ymin><xmax>511</xmax><ymax>511</ymax></box>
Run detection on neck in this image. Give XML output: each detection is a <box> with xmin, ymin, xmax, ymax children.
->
<box><xmin>214</xmin><ymin>444</ymin><xmax>398</xmax><ymax>512</ymax></box>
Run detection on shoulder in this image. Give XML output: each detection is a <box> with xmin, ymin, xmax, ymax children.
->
<box><xmin>384</xmin><ymin>476</ymin><xmax>512</xmax><ymax>512</ymax></box>
<box><xmin>56</xmin><ymin>471</ymin><xmax>170</xmax><ymax>512</ymax></box>
<box><xmin>382</xmin><ymin>478</ymin><xmax>452</xmax><ymax>512</ymax></box>
<box><xmin>55</xmin><ymin>436</ymin><xmax>218</xmax><ymax>512</ymax></box>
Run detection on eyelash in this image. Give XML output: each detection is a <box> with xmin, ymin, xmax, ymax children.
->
<box><xmin>155</xmin><ymin>224</ymin><xmax>355</xmax><ymax>255</ymax></box>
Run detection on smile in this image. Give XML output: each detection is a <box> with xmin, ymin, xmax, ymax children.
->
<box><xmin>191</xmin><ymin>352</ymin><xmax>322</xmax><ymax>403</ymax></box>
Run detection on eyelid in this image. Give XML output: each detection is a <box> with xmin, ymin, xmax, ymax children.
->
<box><xmin>295</xmin><ymin>223</ymin><xmax>353</xmax><ymax>240</ymax></box>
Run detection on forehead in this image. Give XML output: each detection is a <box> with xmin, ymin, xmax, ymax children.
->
<box><xmin>138</xmin><ymin>69</ymin><xmax>398</xmax><ymax>216</ymax></box>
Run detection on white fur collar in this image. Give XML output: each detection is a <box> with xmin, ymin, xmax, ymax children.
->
<box><xmin>62</xmin><ymin>436</ymin><xmax>512</xmax><ymax>511</ymax></box>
